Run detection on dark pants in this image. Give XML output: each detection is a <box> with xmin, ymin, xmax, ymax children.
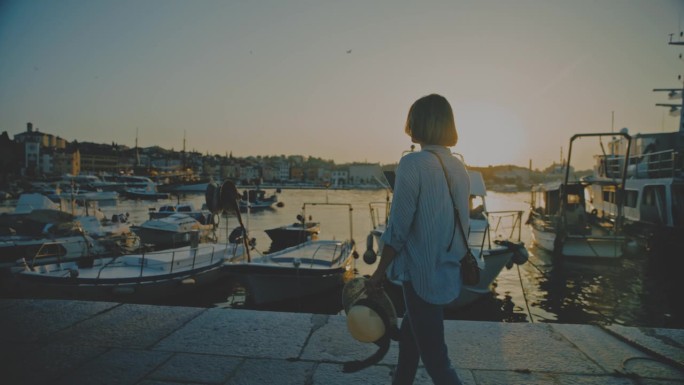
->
<box><xmin>392</xmin><ymin>282</ymin><xmax>462</xmax><ymax>385</ymax></box>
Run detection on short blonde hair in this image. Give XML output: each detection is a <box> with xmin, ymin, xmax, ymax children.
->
<box><xmin>404</xmin><ymin>94</ymin><xmax>458</xmax><ymax>146</ymax></box>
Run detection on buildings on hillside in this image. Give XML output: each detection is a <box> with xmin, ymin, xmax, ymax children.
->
<box><xmin>1</xmin><ymin>123</ymin><xmax>386</xmax><ymax>188</ymax></box>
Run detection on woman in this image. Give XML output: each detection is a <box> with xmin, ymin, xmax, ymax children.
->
<box><xmin>368</xmin><ymin>94</ymin><xmax>470</xmax><ymax>385</ymax></box>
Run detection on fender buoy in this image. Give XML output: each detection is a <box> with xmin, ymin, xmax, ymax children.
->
<box><xmin>363</xmin><ymin>233</ymin><xmax>377</xmax><ymax>264</ymax></box>
<box><xmin>205</xmin><ymin>182</ymin><xmax>221</xmax><ymax>214</ymax></box>
<box><xmin>228</xmin><ymin>227</ymin><xmax>245</xmax><ymax>244</ymax></box>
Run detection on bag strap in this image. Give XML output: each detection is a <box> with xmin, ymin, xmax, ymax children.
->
<box><xmin>426</xmin><ymin>150</ymin><xmax>469</xmax><ymax>252</ymax></box>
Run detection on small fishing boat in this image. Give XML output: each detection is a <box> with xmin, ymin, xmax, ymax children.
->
<box><xmin>527</xmin><ymin>132</ymin><xmax>630</xmax><ymax>259</ymax></box>
<box><xmin>225</xmin><ymin>202</ymin><xmax>356</xmax><ymax>304</ymax></box>
<box><xmin>12</xmin><ymin>239</ymin><xmax>246</xmax><ymax>302</ymax></box>
<box><xmin>226</xmin><ymin>237</ymin><xmax>356</xmax><ymax>304</ymax></box>
<box><xmin>238</xmin><ymin>188</ymin><xmax>278</xmax><ymax>211</ymax></box>
<box><xmin>205</xmin><ymin>179</ymin><xmax>356</xmax><ymax>305</ymax></box>
<box><xmin>264</xmin><ymin>214</ymin><xmax>320</xmax><ymax>250</ymax></box>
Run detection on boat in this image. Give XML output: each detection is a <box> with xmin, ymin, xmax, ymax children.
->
<box><xmin>158</xmin><ymin>179</ymin><xmax>212</xmax><ymax>194</ymax></box>
<box><xmin>580</xmin><ymin>35</ymin><xmax>684</xmax><ymax>252</ymax></box>
<box><xmin>264</xmin><ymin>214</ymin><xmax>320</xmax><ymax>251</ymax></box>
<box><xmin>131</xmin><ymin>213</ymin><xmax>217</xmax><ymax>250</ymax></box>
<box><xmin>147</xmin><ymin>202</ymin><xmax>218</xmax><ymax>227</ymax></box>
<box><xmin>584</xmin><ymin>130</ymin><xmax>684</xmax><ymax>251</ymax></box>
<box><xmin>238</xmin><ymin>187</ymin><xmax>279</xmax><ymax>211</ymax></box>
<box><xmin>224</xmin><ymin>202</ymin><xmax>357</xmax><ymax>305</ymax></box>
<box><xmin>365</xmin><ymin>168</ymin><xmax>529</xmax><ymax>309</ymax></box>
<box><xmin>0</xmin><ymin>195</ymin><xmax>130</xmax><ymax>268</ymax></box>
<box><xmin>44</xmin><ymin>188</ymin><xmax>119</xmax><ymax>204</ymax></box>
<box><xmin>528</xmin><ymin>132</ymin><xmax>632</xmax><ymax>259</ymax></box>
<box><xmin>0</xmin><ymin>232</ymin><xmax>110</xmax><ymax>270</ymax></box>
<box><xmin>120</xmin><ymin>185</ymin><xmax>169</xmax><ymax>200</ymax></box>
<box><xmin>11</xmin><ymin>238</ymin><xmax>246</xmax><ymax>302</ymax></box>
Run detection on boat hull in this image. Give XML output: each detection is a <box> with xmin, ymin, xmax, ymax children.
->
<box><xmin>530</xmin><ymin>223</ymin><xmax>624</xmax><ymax>259</ymax></box>
<box><xmin>449</xmin><ymin>246</ymin><xmax>517</xmax><ymax>308</ymax></box>
<box><xmin>12</xmin><ymin>244</ymin><xmax>234</xmax><ymax>302</ymax></box>
<box><xmin>224</xmin><ymin>240</ymin><xmax>355</xmax><ymax>304</ymax></box>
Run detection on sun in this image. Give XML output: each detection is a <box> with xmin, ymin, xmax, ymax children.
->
<box><xmin>454</xmin><ymin>101</ymin><xmax>529</xmax><ymax>168</ymax></box>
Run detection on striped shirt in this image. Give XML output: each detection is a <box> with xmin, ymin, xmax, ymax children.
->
<box><xmin>381</xmin><ymin>144</ymin><xmax>470</xmax><ymax>305</ymax></box>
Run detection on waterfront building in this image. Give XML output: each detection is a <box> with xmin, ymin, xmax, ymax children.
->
<box><xmin>331</xmin><ymin>169</ymin><xmax>348</xmax><ymax>187</ymax></box>
<box><xmin>348</xmin><ymin>163</ymin><xmax>383</xmax><ymax>186</ymax></box>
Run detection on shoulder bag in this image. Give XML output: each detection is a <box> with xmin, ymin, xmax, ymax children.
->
<box><xmin>428</xmin><ymin>151</ymin><xmax>480</xmax><ymax>286</ymax></box>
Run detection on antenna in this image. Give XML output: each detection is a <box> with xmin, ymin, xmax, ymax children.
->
<box><xmin>135</xmin><ymin>127</ymin><xmax>140</xmax><ymax>167</ymax></box>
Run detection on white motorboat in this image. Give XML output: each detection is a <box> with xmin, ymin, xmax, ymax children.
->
<box><xmin>147</xmin><ymin>202</ymin><xmax>218</xmax><ymax>226</ymax></box>
<box><xmin>0</xmin><ymin>233</ymin><xmax>109</xmax><ymax>270</ymax></box>
<box><xmin>13</xmin><ymin>241</ymin><xmax>246</xmax><ymax>302</ymax></box>
<box><xmin>131</xmin><ymin>213</ymin><xmax>217</xmax><ymax>250</ymax></box>
<box><xmin>527</xmin><ymin>132</ymin><xmax>630</xmax><ymax>259</ymax></box>
<box><xmin>366</xmin><ymin>169</ymin><xmax>529</xmax><ymax>309</ymax></box>
<box><xmin>224</xmin><ymin>202</ymin><xmax>356</xmax><ymax>305</ymax></box>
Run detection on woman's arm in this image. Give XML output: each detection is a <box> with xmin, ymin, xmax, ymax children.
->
<box><xmin>366</xmin><ymin>244</ymin><xmax>396</xmax><ymax>293</ymax></box>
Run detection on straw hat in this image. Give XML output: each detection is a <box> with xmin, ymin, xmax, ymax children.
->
<box><xmin>342</xmin><ymin>277</ymin><xmax>397</xmax><ymax>343</ymax></box>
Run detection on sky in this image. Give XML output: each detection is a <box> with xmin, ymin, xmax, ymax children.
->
<box><xmin>1</xmin><ymin>0</ymin><xmax>683</xmax><ymax>171</ymax></box>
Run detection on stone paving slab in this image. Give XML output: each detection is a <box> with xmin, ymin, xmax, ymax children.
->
<box><xmin>552</xmin><ymin>323</ymin><xmax>650</xmax><ymax>374</ymax></box>
<box><xmin>606</xmin><ymin>325</ymin><xmax>684</xmax><ymax>367</ymax></box>
<box><xmin>443</xmin><ymin>321</ymin><xmax>603</xmax><ymax>374</ymax></box>
<box><xmin>148</xmin><ymin>352</ymin><xmax>242</xmax><ymax>383</ymax></box>
<box><xmin>0</xmin><ymin>299</ymin><xmax>117</xmax><ymax>342</ymax></box>
<box><xmin>227</xmin><ymin>358</ymin><xmax>315</xmax><ymax>384</ymax></box>
<box><xmin>153</xmin><ymin>308</ymin><xmax>312</xmax><ymax>359</ymax></box>
<box><xmin>51</xmin><ymin>303</ymin><xmax>205</xmax><ymax>349</ymax></box>
<box><xmin>1</xmin><ymin>341</ymin><xmax>108</xmax><ymax>385</ymax></box>
<box><xmin>52</xmin><ymin>348</ymin><xmax>172</xmax><ymax>385</ymax></box>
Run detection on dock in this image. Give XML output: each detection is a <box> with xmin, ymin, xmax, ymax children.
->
<box><xmin>1</xmin><ymin>298</ymin><xmax>682</xmax><ymax>384</ymax></box>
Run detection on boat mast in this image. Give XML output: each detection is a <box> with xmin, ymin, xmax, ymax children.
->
<box><xmin>654</xmin><ymin>32</ymin><xmax>684</xmax><ymax>132</ymax></box>
<box><xmin>135</xmin><ymin>127</ymin><xmax>140</xmax><ymax>167</ymax></box>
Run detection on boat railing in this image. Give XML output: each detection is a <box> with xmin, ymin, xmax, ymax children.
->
<box><xmin>597</xmin><ymin>149</ymin><xmax>680</xmax><ymax>179</ymax></box>
<box><xmin>95</xmin><ymin>244</ymin><xmax>218</xmax><ymax>280</ymax></box>
<box><xmin>485</xmin><ymin>210</ymin><xmax>525</xmax><ymax>248</ymax></box>
<box><xmin>368</xmin><ymin>201</ymin><xmax>391</xmax><ymax>230</ymax></box>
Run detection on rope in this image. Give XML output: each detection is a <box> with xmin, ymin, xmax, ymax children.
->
<box><xmin>516</xmin><ymin>263</ymin><xmax>534</xmax><ymax>323</ymax></box>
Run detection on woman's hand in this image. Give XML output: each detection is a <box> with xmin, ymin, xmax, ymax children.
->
<box><xmin>365</xmin><ymin>270</ymin><xmax>386</xmax><ymax>296</ymax></box>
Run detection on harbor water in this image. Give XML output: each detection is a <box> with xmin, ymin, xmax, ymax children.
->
<box><xmin>1</xmin><ymin>188</ymin><xmax>682</xmax><ymax>329</ymax></box>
